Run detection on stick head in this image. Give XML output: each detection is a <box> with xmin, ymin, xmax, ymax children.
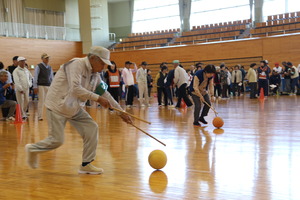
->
<box><xmin>95</xmin><ymin>80</ymin><xmax>108</xmax><ymax>96</ymax></box>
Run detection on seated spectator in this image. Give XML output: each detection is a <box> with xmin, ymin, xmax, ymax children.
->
<box><xmin>0</xmin><ymin>62</ymin><xmax>12</xmax><ymax>84</ymax></box>
<box><xmin>269</xmin><ymin>70</ymin><xmax>281</xmax><ymax>95</ymax></box>
<box><xmin>0</xmin><ymin>71</ymin><xmax>16</xmax><ymax>121</ymax></box>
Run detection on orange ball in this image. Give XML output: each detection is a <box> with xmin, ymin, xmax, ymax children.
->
<box><xmin>213</xmin><ymin>117</ymin><xmax>224</xmax><ymax>128</ymax></box>
<box><xmin>148</xmin><ymin>150</ymin><xmax>167</xmax><ymax>170</ymax></box>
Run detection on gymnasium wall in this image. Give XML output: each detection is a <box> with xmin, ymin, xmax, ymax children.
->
<box><xmin>110</xmin><ymin>33</ymin><xmax>300</xmax><ymax>69</ymax></box>
<box><xmin>0</xmin><ymin>37</ymin><xmax>83</xmax><ymax>71</ymax></box>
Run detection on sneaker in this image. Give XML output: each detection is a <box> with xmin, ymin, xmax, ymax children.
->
<box><xmin>141</xmin><ymin>104</ymin><xmax>145</xmax><ymax>107</ymax></box>
<box><xmin>78</xmin><ymin>163</ymin><xmax>104</xmax><ymax>175</ymax></box>
<box><xmin>126</xmin><ymin>105</ymin><xmax>132</xmax><ymax>109</ymax></box>
<box><xmin>147</xmin><ymin>104</ymin><xmax>151</xmax><ymax>107</ymax></box>
<box><xmin>199</xmin><ymin>117</ymin><xmax>208</xmax><ymax>124</ymax></box>
<box><xmin>193</xmin><ymin>122</ymin><xmax>201</xmax><ymax>127</ymax></box>
<box><xmin>25</xmin><ymin>144</ymin><xmax>39</xmax><ymax>169</ymax></box>
<box><xmin>168</xmin><ymin>105</ymin><xmax>175</xmax><ymax>108</ymax></box>
<box><xmin>6</xmin><ymin>116</ymin><xmax>15</xmax><ymax>121</ymax></box>
<box><xmin>38</xmin><ymin>118</ymin><xmax>43</xmax><ymax>121</ymax></box>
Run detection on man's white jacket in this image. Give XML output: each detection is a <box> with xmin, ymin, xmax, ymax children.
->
<box><xmin>45</xmin><ymin>57</ymin><xmax>121</xmax><ymax>118</ymax></box>
<box><xmin>13</xmin><ymin>66</ymin><xmax>33</xmax><ymax>92</ymax></box>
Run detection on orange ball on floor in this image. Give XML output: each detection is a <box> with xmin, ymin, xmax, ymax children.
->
<box><xmin>148</xmin><ymin>150</ymin><xmax>167</xmax><ymax>170</ymax></box>
<box><xmin>213</xmin><ymin>117</ymin><xmax>224</xmax><ymax>128</ymax></box>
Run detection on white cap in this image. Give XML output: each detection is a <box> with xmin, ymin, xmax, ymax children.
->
<box><xmin>17</xmin><ymin>57</ymin><xmax>26</xmax><ymax>62</ymax></box>
<box><xmin>89</xmin><ymin>46</ymin><xmax>112</xmax><ymax>66</ymax></box>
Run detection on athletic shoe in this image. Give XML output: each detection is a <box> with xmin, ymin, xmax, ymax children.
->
<box><xmin>25</xmin><ymin>144</ymin><xmax>38</xmax><ymax>169</ymax></box>
<box><xmin>168</xmin><ymin>105</ymin><xmax>175</xmax><ymax>108</ymax></box>
<box><xmin>141</xmin><ymin>104</ymin><xmax>145</xmax><ymax>107</ymax></box>
<box><xmin>147</xmin><ymin>104</ymin><xmax>151</xmax><ymax>107</ymax></box>
<box><xmin>38</xmin><ymin>118</ymin><xmax>43</xmax><ymax>121</ymax></box>
<box><xmin>6</xmin><ymin>116</ymin><xmax>15</xmax><ymax>121</ymax></box>
<box><xmin>78</xmin><ymin>163</ymin><xmax>104</xmax><ymax>175</ymax></box>
<box><xmin>199</xmin><ymin>117</ymin><xmax>208</xmax><ymax>124</ymax></box>
<box><xmin>193</xmin><ymin>122</ymin><xmax>201</xmax><ymax>127</ymax></box>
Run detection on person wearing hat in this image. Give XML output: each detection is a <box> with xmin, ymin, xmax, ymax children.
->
<box><xmin>173</xmin><ymin>60</ymin><xmax>193</xmax><ymax>108</ymax></box>
<box><xmin>257</xmin><ymin>60</ymin><xmax>271</xmax><ymax>97</ymax></box>
<box><xmin>12</xmin><ymin>56</ymin><xmax>33</xmax><ymax>119</ymax></box>
<box><xmin>25</xmin><ymin>46</ymin><xmax>132</xmax><ymax>174</ymax></box>
<box><xmin>33</xmin><ymin>53</ymin><xmax>54</xmax><ymax>121</ymax></box>
<box><xmin>136</xmin><ymin>61</ymin><xmax>150</xmax><ymax>107</ymax></box>
<box><xmin>122</xmin><ymin>61</ymin><xmax>137</xmax><ymax>108</ymax></box>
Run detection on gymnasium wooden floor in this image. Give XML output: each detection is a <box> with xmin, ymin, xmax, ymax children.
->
<box><xmin>0</xmin><ymin>95</ymin><xmax>299</xmax><ymax>200</ymax></box>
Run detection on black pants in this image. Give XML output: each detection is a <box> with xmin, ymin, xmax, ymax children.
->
<box><xmin>192</xmin><ymin>94</ymin><xmax>210</xmax><ymax>123</ymax></box>
<box><xmin>148</xmin><ymin>87</ymin><xmax>152</xmax><ymax>97</ymax></box>
<box><xmin>258</xmin><ymin>79</ymin><xmax>269</xmax><ymax>96</ymax></box>
<box><xmin>125</xmin><ymin>85</ymin><xmax>134</xmax><ymax>105</ymax></box>
<box><xmin>166</xmin><ymin>86</ymin><xmax>173</xmax><ymax>105</ymax></box>
<box><xmin>157</xmin><ymin>87</ymin><xmax>168</xmax><ymax>106</ymax></box>
<box><xmin>214</xmin><ymin>84</ymin><xmax>222</xmax><ymax>97</ymax></box>
<box><xmin>249</xmin><ymin>82</ymin><xmax>257</xmax><ymax>98</ymax></box>
<box><xmin>108</xmin><ymin>87</ymin><xmax>119</xmax><ymax>102</ymax></box>
<box><xmin>221</xmin><ymin>84</ymin><xmax>228</xmax><ymax>98</ymax></box>
<box><xmin>232</xmin><ymin>83</ymin><xmax>240</xmax><ymax>96</ymax></box>
<box><xmin>176</xmin><ymin>83</ymin><xmax>193</xmax><ymax>108</ymax></box>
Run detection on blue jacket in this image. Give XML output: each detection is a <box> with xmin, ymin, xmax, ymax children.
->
<box><xmin>189</xmin><ymin>70</ymin><xmax>213</xmax><ymax>92</ymax></box>
<box><xmin>0</xmin><ymin>81</ymin><xmax>12</xmax><ymax>105</ymax></box>
<box><xmin>165</xmin><ymin>69</ymin><xmax>175</xmax><ymax>87</ymax></box>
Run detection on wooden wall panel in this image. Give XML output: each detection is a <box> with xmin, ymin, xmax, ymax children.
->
<box><xmin>111</xmin><ymin>39</ymin><xmax>264</xmax><ymax>68</ymax></box>
<box><xmin>0</xmin><ymin>37</ymin><xmax>83</xmax><ymax>71</ymax></box>
<box><xmin>111</xmin><ymin>34</ymin><xmax>300</xmax><ymax>69</ymax></box>
<box><xmin>262</xmin><ymin>34</ymin><xmax>300</xmax><ymax>65</ymax></box>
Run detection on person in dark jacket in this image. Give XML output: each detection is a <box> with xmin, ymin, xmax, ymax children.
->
<box><xmin>214</xmin><ymin>66</ymin><xmax>221</xmax><ymax>98</ymax></box>
<box><xmin>147</xmin><ymin>69</ymin><xmax>153</xmax><ymax>97</ymax></box>
<box><xmin>155</xmin><ymin>66</ymin><xmax>168</xmax><ymax>106</ymax></box>
<box><xmin>165</xmin><ymin>69</ymin><xmax>175</xmax><ymax>107</ymax></box>
<box><xmin>257</xmin><ymin>60</ymin><xmax>271</xmax><ymax>97</ymax></box>
<box><xmin>269</xmin><ymin>70</ymin><xmax>281</xmax><ymax>95</ymax></box>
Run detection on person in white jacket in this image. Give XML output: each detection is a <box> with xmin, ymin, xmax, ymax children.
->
<box><xmin>12</xmin><ymin>57</ymin><xmax>33</xmax><ymax>118</ymax></box>
<box><xmin>25</xmin><ymin>46</ymin><xmax>132</xmax><ymax>175</ymax></box>
<box><xmin>136</xmin><ymin>61</ymin><xmax>149</xmax><ymax>107</ymax></box>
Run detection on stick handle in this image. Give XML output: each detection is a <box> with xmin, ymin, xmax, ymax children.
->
<box><xmin>111</xmin><ymin>107</ymin><xmax>151</xmax><ymax>124</ymax></box>
<box><xmin>131</xmin><ymin>123</ymin><xmax>166</xmax><ymax>146</ymax></box>
<box><xmin>192</xmin><ymin>92</ymin><xmax>218</xmax><ymax>115</ymax></box>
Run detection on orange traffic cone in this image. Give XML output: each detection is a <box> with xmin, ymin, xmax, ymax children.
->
<box><xmin>13</xmin><ymin>104</ymin><xmax>23</xmax><ymax>124</ymax></box>
<box><xmin>180</xmin><ymin>100</ymin><xmax>187</xmax><ymax>108</ymax></box>
<box><xmin>259</xmin><ymin>88</ymin><xmax>265</xmax><ymax>100</ymax></box>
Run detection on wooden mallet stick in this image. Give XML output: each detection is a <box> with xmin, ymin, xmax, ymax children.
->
<box><xmin>192</xmin><ymin>92</ymin><xmax>218</xmax><ymax>115</ymax></box>
<box><xmin>131</xmin><ymin>123</ymin><xmax>166</xmax><ymax>146</ymax></box>
<box><xmin>111</xmin><ymin>107</ymin><xmax>151</xmax><ymax>124</ymax></box>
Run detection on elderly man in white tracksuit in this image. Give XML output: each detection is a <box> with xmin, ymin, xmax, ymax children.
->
<box><xmin>25</xmin><ymin>46</ymin><xmax>132</xmax><ymax>174</ymax></box>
